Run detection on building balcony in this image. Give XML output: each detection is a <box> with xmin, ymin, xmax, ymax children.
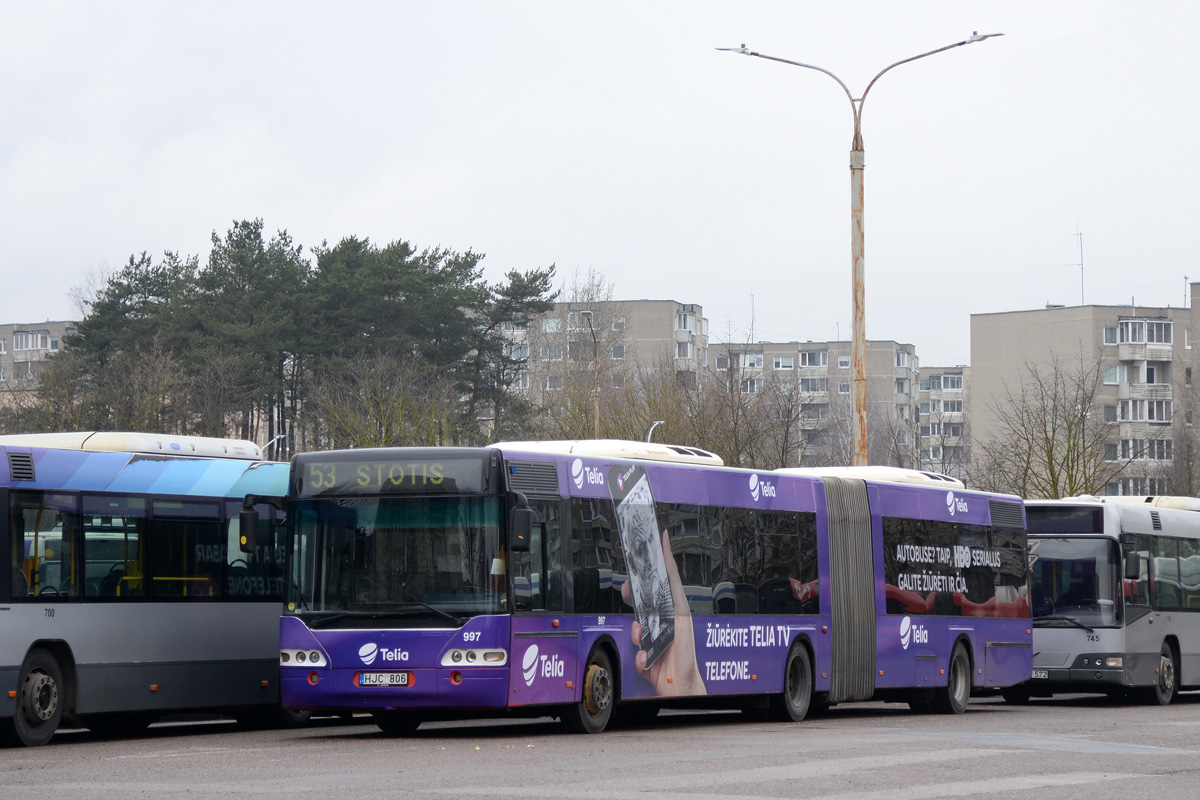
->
<box><xmin>1118</xmin><ymin>383</ymin><xmax>1173</xmax><ymax>401</ymax></box>
<box><xmin>1118</xmin><ymin>342</ymin><xmax>1173</xmax><ymax>362</ymax></box>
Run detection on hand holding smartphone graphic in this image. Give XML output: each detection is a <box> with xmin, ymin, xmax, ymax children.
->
<box><xmin>611</xmin><ymin>463</ymin><xmax>706</xmax><ymax>697</ymax></box>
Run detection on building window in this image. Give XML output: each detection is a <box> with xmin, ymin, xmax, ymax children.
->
<box><xmin>13</xmin><ymin>332</ymin><xmax>30</xmax><ymax>351</ymax></box>
<box><xmin>895</xmin><ymin>378</ymin><xmax>910</xmax><ymax>395</ymax></box>
<box><xmin>1103</xmin><ymin>326</ymin><xmax>1117</xmax><ymax>345</ymax></box>
<box><xmin>1147</xmin><ymin>321</ymin><xmax>1172</xmax><ymax>343</ymax></box>
<box><xmin>545</xmin><ymin>375</ymin><xmax>563</xmax><ymax>390</ymax></box>
<box><xmin>838</xmin><ymin>381</ymin><xmax>850</xmax><ymax>394</ymax></box>
<box><xmin>1105</xmin><ymin>443</ymin><xmax>1119</xmax><ymax>461</ymax></box>
<box><xmin>941</xmin><ymin>374</ymin><xmax>963</xmax><ymax>391</ymax></box>
<box><xmin>740</xmin><ymin>352</ymin><xmax>763</xmax><ymax>369</ymax></box>
<box><xmin>715</xmin><ymin>356</ymin><xmax>729</xmax><ymax>371</ymax></box>
<box><xmin>1119</xmin><ymin>320</ymin><xmax>1144</xmax><ymax>343</ymax></box>
<box><xmin>1104</xmin><ymin>405</ymin><xmax>1117</xmax><ymax>423</ymax></box>
<box><xmin>1103</xmin><ymin>365</ymin><xmax>1126</xmax><ymax>385</ymax></box>
<box><xmin>506</xmin><ymin>342</ymin><xmax>529</xmax><ymax>360</ymax></box>
<box><xmin>540</xmin><ymin>345</ymin><xmax>563</xmax><ymax>362</ymax></box>
<box><xmin>676</xmin><ymin>312</ymin><xmax>695</xmax><ymax>332</ymax></box>
<box><xmin>541</xmin><ymin>317</ymin><xmax>562</xmax><ymax>334</ymax></box>
<box><xmin>0</xmin><ymin>340</ymin><xmax>6</xmax><ymax>354</ymax></box>
<box><xmin>611</xmin><ymin>344</ymin><xmax>625</xmax><ymax>360</ymax></box>
<box><xmin>513</xmin><ymin>371</ymin><xmax>529</xmax><ymax>390</ymax></box>
<box><xmin>1188</xmin><ymin>368</ymin><xmax>1193</xmax><ymax>387</ymax></box>
<box><xmin>773</xmin><ymin>355</ymin><xmax>794</xmax><ymax>370</ymax></box>
<box><xmin>896</xmin><ymin>351</ymin><xmax>909</xmax><ymax>368</ymax></box>
<box><xmin>838</xmin><ymin>355</ymin><xmax>850</xmax><ymax>369</ymax></box>
<box><xmin>943</xmin><ymin>400</ymin><xmax>962</xmax><ymax>413</ymax></box>
<box><xmin>800</xmin><ymin>378</ymin><xmax>827</xmax><ymax>393</ymax></box>
<box><xmin>799</xmin><ymin>351</ymin><xmax>827</xmax><ymax>367</ymax></box>
<box><xmin>676</xmin><ymin>341</ymin><xmax>694</xmax><ymax>359</ymax></box>
<box><xmin>612</xmin><ymin>373</ymin><xmax>626</xmax><ymax>389</ymax></box>
<box><xmin>742</xmin><ymin>378</ymin><xmax>763</xmax><ymax>394</ymax></box>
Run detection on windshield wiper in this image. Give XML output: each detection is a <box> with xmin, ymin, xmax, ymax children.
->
<box><xmin>303</xmin><ymin>602</ymin><xmax>460</xmax><ymax>628</ymax></box>
<box><xmin>1033</xmin><ymin>614</ymin><xmax>1095</xmax><ymax>632</ymax></box>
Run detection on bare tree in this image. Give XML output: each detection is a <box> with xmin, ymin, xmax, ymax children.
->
<box><xmin>973</xmin><ymin>353</ymin><xmax>1148</xmax><ymax>498</ymax></box>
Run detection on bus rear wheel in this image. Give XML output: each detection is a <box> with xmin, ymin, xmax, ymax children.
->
<box><xmin>933</xmin><ymin>643</ymin><xmax>971</xmax><ymax>715</ymax></box>
<box><xmin>1140</xmin><ymin>642</ymin><xmax>1178</xmax><ymax>706</ymax></box>
<box><xmin>5</xmin><ymin>649</ymin><xmax>64</xmax><ymax>747</ymax></box>
<box><xmin>563</xmin><ymin>649</ymin><xmax>614</xmax><ymax>734</ymax></box>
<box><xmin>767</xmin><ymin>644</ymin><xmax>812</xmax><ymax>722</ymax></box>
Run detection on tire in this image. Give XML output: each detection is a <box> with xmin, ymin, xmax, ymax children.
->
<box><xmin>767</xmin><ymin>645</ymin><xmax>812</xmax><ymax>722</ymax></box>
<box><xmin>933</xmin><ymin>642</ymin><xmax>971</xmax><ymax>715</ymax></box>
<box><xmin>235</xmin><ymin>705</ymin><xmax>313</xmax><ymax>730</ymax></box>
<box><xmin>562</xmin><ymin>649</ymin><xmax>614</xmax><ymax>734</ymax></box>
<box><xmin>1140</xmin><ymin>642</ymin><xmax>1178</xmax><ymax>706</ymax></box>
<box><xmin>80</xmin><ymin>712</ymin><xmax>156</xmax><ymax>737</ymax></box>
<box><xmin>1001</xmin><ymin>685</ymin><xmax>1032</xmax><ymax>705</ymax></box>
<box><xmin>373</xmin><ymin>711</ymin><xmax>421</xmax><ymax>735</ymax></box>
<box><xmin>7</xmin><ymin>649</ymin><xmax>64</xmax><ymax>747</ymax></box>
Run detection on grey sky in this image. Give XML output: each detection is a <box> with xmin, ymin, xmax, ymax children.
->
<box><xmin>2</xmin><ymin>1</ymin><xmax>1196</xmax><ymax>366</ymax></box>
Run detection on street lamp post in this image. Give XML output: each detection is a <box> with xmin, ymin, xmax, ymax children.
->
<box><xmin>718</xmin><ymin>32</ymin><xmax>1002</xmax><ymax>466</ymax></box>
<box><xmin>581</xmin><ymin>311</ymin><xmax>601</xmax><ymax>439</ymax></box>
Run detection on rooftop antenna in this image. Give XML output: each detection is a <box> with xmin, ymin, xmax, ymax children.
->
<box><xmin>1065</xmin><ymin>227</ymin><xmax>1084</xmax><ymax>305</ymax></box>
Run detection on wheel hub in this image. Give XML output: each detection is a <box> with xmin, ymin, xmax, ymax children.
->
<box><xmin>22</xmin><ymin>669</ymin><xmax>57</xmax><ymax>723</ymax></box>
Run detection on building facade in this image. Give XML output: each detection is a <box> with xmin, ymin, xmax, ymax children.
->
<box><xmin>971</xmin><ymin>292</ymin><xmax>1199</xmax><ymax>496</ymax></box>
<box><xmin>917</xmin><ymin>366</ymin><xmax>970</xmax><ymax>480</ymax></box>
<box><xmin>0</xmin><ymin>321</ymin><xmax>76</xmax><ymax>390</ymax></box>
<box><xmin>708</xmin><ymin>339</ymin><xmax>921</xmax><ymax>468</ymax></box>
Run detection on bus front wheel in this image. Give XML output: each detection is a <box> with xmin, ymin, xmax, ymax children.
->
<box><xmin>1140</xmin><ymin>642</ymin><xmax>1178</xmax><ymax>706</ymax></box>
<box><xmin>563</xmin><ymin>649</ymin><xmax>614</xmax><ymax>734</ymax></box>
<box><xmin>4</xmin><ymin>648</ymin><xmax>64</xmax><ymax>747</ymax></box>
<box><xmin>933</xmin><ymin>643</ymin><xmax>971</xmax><ymax>715</ymax></box>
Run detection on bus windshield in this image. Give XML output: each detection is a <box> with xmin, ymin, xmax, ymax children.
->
<box><xmin>1029</xmin><ymin>536</ymin><xmax>1121</xmax><ymax>627</ymax></box>
<box><xmin>287</xmin><ymin>495</ymin><xmax>504</xmax><ymax>625</ymax></box>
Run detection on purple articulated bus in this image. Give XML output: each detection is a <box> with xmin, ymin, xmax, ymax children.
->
<box><xmin>272</xmin><ymin>440</ymin><xmax>1030</xmax><ymax>733</ymax></box>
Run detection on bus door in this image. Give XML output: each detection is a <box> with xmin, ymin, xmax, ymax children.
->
<box><xmin>821</xmin><ymin>477</ymin><xmax>876</xmax><ymax>703</ymax></box>
<box><xmin>509</xmin><ymin>496</ymin><xmax>576</xmax><ymax>706</ymax></box>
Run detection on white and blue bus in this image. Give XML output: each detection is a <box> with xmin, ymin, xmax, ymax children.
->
<box><xmin>1020</xmin><ymin>495</ymin><xmax>1200</xmax><ymax>705</ymax></box>
<box><xmin>272</xmin><ymin>440</ymin><xmax>1031</xmax><ymax>733</ymax></box>
<box><xmin>1</xmin><ymin>432</ymin><xmax>300</xmax><ymax>746</ymax></box>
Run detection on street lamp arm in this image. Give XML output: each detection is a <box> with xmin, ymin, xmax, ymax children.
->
<box><xmin>717</xmin><ymin>45</ymin><xmax>856</xmax><ymax>110</ymax></box>
<box><xmin>859</xmin><ymin>32</ymin><xmax>1002</xmax><ymax>111</ymax></box>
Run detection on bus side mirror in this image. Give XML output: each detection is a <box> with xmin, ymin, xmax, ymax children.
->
<box><xmin>1124</xmin><ymin>550</ymin><xmax>1140</xmax><ymax>581</ymax></box>
<box><xmin>510</xmin><ymin>507</ymin><xmax>533</xmax><ymax>552</ymax></box>
<box><xmin>239</xmin><ymin>509</ymin><xmax>260</xmax><ymax>554</ymax></box>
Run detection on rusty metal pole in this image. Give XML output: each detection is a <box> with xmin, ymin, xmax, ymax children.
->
<box><xmin>717</xmin><ymin>33</ymin><xmax>1002</xmax><ymax>467</ymax></box>
<box><xmin>850</xmin><ymin>144</ymin><xmax>868</xmax><ymax>465</ymax></box>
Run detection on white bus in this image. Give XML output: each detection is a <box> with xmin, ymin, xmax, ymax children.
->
<box><xmin>1</xmin><ymin>433</ymin><xmax>301</xmax><ymax>746</ymax></box>
<box><xmin>1018</xmin><ymin>495</ymin><xmax>1200</xmax><ymax>705</ymax></box>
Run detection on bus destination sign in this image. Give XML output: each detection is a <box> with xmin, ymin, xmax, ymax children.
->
<box><xmin>295</xmin><ymin>455</ymin><xmax>488</xmax><ymax>497</ymax></box>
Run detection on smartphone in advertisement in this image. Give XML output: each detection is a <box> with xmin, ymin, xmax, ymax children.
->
<box><xmin>609</xmin><ymin>462</ymin><xmax>674</xmax><ymax>667</ymax></box>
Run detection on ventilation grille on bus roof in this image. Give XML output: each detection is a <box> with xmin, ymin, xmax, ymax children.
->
<box><xmin>988</xmin><ymin>499</ymin><xmax>1024</xmax><ymax>529</ymax></box>
<box><xmin>507</xmin><ymin>460</ymin><xmax>560</xmax><ymax>497</ymax></box>
<box><xmin>7</xmin><ymin>452</ymin><xmax>35</xmax><ymax>482</ymax></box>
<box><xmin>1151</xmin><ymin>510</ymin><xmax>1162</xmax><ymax>531</ymax></box>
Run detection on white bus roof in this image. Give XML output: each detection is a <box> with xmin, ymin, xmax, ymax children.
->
<box><xmin>0</xmin><ymin>431</ymin><xmax>264</xmax><ymax>460</ymax></box>
<box><xmin>774</xmin><ymin>465</ymin><xmax>965</xmax><ymax>488</ymax></box>
<box><xmin>496</xmin><ymin>439</ymin><xmax>724</xmax><ymax>466</ymax></box>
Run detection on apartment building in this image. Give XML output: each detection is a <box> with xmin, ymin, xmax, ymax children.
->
<box><xmin>708</xmin><ymin>339</ymin><xmax>921</xmax><ymax>468</ymax></box>
<box><xmin>0</xmin><ymin>321</ymin><xmax>76</xmax><ymax>390</ymax></box>
<box><xmin>971</xmin><ymin>293</ymin><xmax>1198</xmax><ymax>495</ymax></box>
<box><xmin>512</xmin><ymin>299</ymin><xmax>708</xmax><ymax>408</ymax></box>
<box><xmin>917</xmin><ymin>366</ymin><xmax>969</xmax><ymax>480</ymax></box>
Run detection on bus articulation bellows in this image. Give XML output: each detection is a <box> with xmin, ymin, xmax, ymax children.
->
<box><xmin>276</xmin><ymin>440</ymin><xmax>1031</xmax><ymax>733</ymax></box>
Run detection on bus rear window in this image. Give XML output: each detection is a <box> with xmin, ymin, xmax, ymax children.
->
<box><xmin>1026</xmin><ymin>505</ymin><xmax>1104</xmax><ymax>534</ymax></box>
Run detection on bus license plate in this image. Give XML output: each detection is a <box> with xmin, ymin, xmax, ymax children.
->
<box><xmin>1031</xmin><ymin>669</ymin><xmax>1048</xmax><ymax>679</ymax></box>
<box><xmin>360</xmin><ymin>672</ymin><xmax>409</xmax><ymax>687</ymax></box>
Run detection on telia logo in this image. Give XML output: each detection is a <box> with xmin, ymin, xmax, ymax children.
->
<box><xmin>899</xmin><ymin>616</ymin><xmax>928</xmax><ymax>650</ymax></box>
<box><xmin>946</xmin><ymin>490</ymin><xmax>968</xmax><ymax>517</ymax></box>
<box><xmin>749</xmin><ymin>473</ymin><xmax>776</xmax><ymax>502</ymax></box>
<box><xmin>571</xmin><ymin>458</ymin><xmax>605</xmax><ymax>490</ymax></box>
<box><xmin>359</xmin><ymin>642</ymin><xmax>408</xmax><ymax>665</ymax></box>
<box><xmin>522</xmin><ymin>644</ymin><xmax>540</xmax><ymax>686</ymax></box>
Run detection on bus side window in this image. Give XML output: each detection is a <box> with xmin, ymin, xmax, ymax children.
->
<box><xmin>513</xmin><ymin>514</ymin><xmax>544</xmax><ymax>611</ymax></box>
<box><xmin>1180</xmin><ymin>539</ymin><xmax>1200</xmax><ymax>610</ymax></box>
